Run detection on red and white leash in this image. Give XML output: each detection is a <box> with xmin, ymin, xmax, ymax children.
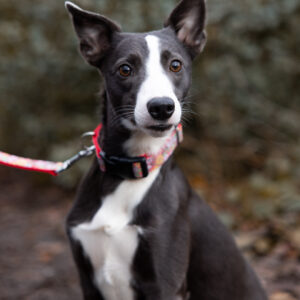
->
<box><xmin>0</xmin><ymin>145</ymin><xmax>95</xmax><ymax>176</ymax></box>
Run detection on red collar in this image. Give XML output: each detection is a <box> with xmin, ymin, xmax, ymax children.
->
<box><xmin>92</xmin><ymin>124</ymin><xmax>183</xmax><ymax>179</ymax></box>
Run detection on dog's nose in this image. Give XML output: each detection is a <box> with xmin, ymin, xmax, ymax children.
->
<box><xmin>147</xmin><ymin>97</ymin><xmax>175</xmax><ymax>121</ymax></box>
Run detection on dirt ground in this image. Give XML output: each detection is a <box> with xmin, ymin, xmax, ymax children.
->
<box><xmin>0</xmin><ymin>169</ymin><xmax>299</xmax><ymax>300</ymax></box>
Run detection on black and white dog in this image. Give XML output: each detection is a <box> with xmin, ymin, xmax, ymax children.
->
<box><xmin>65</xmin><ymin>1</ymin><xmax>267</xmax><ymax>299</ymax></box>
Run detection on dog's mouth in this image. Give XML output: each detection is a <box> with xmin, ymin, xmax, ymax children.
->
<box><xmin>147</xmin><ymin>124</ymin><xmax>173</xmax><ymax>132</ymax></box>
<box><xmin>123</xmin><ymin>116</ymin><xmax>177</xmax><ymax>137</ymax></box>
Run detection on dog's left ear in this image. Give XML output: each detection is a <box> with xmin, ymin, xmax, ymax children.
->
<box><xmin>165</xmin><ymin>0</ymin><xmax>207</xmax><ymax>58</ymax></box>
<box><xmin>65</xmin><ymin>1</ymin><xmax>121</xmax><ymax>66</ymax></box>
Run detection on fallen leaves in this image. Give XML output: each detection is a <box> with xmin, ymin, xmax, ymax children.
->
<box><xmin>270</xmin><ymin>292</ymin><xmax>297</xmax><ymax>300</ymax></box>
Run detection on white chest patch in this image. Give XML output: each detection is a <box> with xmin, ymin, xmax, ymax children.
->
<box><xmin>72</xmin><ymin>168</ymin><xmax>160</xmax><ymax>300</ymax></box>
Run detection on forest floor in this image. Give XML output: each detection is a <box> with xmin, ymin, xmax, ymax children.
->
<box><xmin>0</xmin><ymin>169</ymin><xmax>299</xmax><ymax>300</ymax></box>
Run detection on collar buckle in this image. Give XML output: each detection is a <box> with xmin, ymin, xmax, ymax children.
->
<box><xmin>98</xmin><ymin>151</ymin><xmax>149</xmax><ymax>179</ymax></box>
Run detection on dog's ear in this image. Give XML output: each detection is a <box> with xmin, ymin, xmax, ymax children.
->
<box><xmin>65</xmin><ymin>1</ymin><xmax>121</xmax><ymax>66</ymax></box>
<box><xmin>165</xmin><ymin>0</ymin><xmax>207</xmax><ymax>58</ymax></box>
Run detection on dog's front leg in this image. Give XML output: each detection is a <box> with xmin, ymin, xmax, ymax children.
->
<box><xmin>68</xmin><ymin>237</ymin><xmax>105</xmax><ymax>300</ymax></box>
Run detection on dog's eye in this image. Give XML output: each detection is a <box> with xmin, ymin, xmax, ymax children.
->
<box><xmin>170</xmin><ymin>60</ymin><xmax>182</xmax><ymax>73</ymax></box>
<box><xmin>119</xmin><ymin>64</ymin><xmax>132</xmax><ymax>77</ymax></box>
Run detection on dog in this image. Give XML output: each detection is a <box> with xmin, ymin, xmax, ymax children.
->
<box><xmin>65</xmin><ymin>1</ymin><xmax>267</xmax><ymax>299</ymax></box>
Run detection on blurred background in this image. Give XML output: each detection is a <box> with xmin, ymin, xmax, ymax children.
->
<box><xmin>0</xmin><ymin>0</ymin><xmax>299</xmax><ymax>299</ymax></box>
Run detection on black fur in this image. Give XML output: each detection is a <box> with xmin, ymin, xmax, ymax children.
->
<box><xmin>65</xmin><ymin>1</ymin><xmax>267</xmax><ymax>299</ymax></box>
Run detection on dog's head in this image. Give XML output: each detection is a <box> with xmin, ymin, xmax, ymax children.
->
<box><xmin>65</xmin><ymin>0</ymin><xmax>206</xmax><ymax>137</ymax></box>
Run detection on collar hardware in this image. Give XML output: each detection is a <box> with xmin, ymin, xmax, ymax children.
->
<box><xmin>98</xmin><ymin>151</ymin><xmax>149</xmax><ymax>179</ymax></box>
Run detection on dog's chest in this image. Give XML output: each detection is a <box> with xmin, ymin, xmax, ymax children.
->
<box><xmin>72</xmin><ymin>169</ymin><xmax>159</xmax><ymax>300</ymax></box>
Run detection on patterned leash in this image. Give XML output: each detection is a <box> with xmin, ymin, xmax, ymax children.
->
<box><xmin>0</xmin><ymin>143</ymin><xmax>95</xmax><ymax>176</ymax></box>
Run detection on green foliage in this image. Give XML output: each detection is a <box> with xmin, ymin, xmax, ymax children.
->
<box><xmin>197</xmin><ymin>0</ymin><xmax>300</xmax><ymax>146</ymax></box>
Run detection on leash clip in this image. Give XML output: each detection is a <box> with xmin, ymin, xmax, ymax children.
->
<box><xmin>81</xmin><ymin>131</ymin><xmax>96</xmax><ymax>150</ymax></box>
<box><xmin>56</xmin><ymin>145</ymin><xmax>95</xmax><ymax>174</ymax></box>
<box><xmin>56</xmin><ymin>131</ymin><xmax>97</xmax><ymax>174</ymax></box>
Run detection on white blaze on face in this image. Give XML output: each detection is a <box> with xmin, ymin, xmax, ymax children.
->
<box><xmin>135</xmin><ymin>35</ymin><xmax>182</xmax><ymax>129</ymax></box>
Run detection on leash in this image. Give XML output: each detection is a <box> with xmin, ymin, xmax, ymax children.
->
<box><xmin>0</xmin><ymin>128</ymin><xmax>98</xmax><ymax>176</ymax></box>
<box><xmin>0</xmin><ymin>145</ymin><xmax>95</xmax><ymax>176</ymax></box>
<box><xmin>0</xmin><ymin>124</ymin><xmax>183</xmax><ymax>179</ymax></box>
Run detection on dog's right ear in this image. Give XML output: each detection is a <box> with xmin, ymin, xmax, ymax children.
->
<box><xmin>65</xmin><ymin>1</ymin><xmax>121</xmax><ymax>66</ymax></box>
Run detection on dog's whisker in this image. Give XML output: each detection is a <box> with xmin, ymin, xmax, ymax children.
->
<box><xmin>110</xmin><ymin>112</ymin><xmax>135</xmax><ymax>127</ymax></box>
<box><xmin>114</xmin><ymin>105</ymin><xmax>135</xmax><ymax>112</ymax></box>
